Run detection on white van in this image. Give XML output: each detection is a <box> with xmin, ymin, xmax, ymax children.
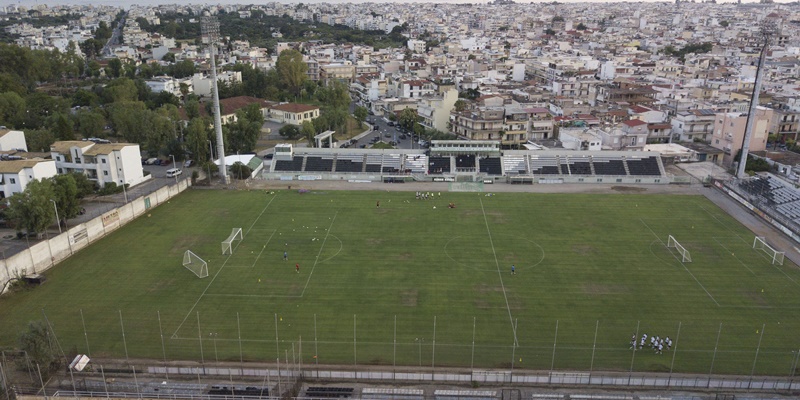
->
<box><xmin>166</xmin><ymin>168</ymin><xmax>183</xmax><ymax>178</ymax></box>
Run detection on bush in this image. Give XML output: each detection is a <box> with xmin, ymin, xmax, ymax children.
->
<box><xmin>97</xmin><ymin>182</ymin><xmax>128</xmax><ymax>196</ymax></box>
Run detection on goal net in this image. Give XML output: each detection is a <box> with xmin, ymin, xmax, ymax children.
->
<box><xmin>449</xmin><ymin>182</ymin><xmax>484</xmax><ymax>192</ymax></box>
<box><xmin>753</xmin><ymin>236</ymin><xmax>785</xmax><ymax>265</ymax></box>
<box><xmin>183</xmin><ymin>250</ymin><xmax>208</xmax><ymax>278</ymax></box>
<box><xmin>221</xmin><ymin>228</ymin><xmax>243</xmax><ymax>255</ymax></box>
<box><xmin>667</xmin><ymin>235</ymin><xmax>692</xmax><ymax>263</ymax></box>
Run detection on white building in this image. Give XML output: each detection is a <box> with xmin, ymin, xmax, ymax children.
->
<box><xmin>0</xmin><ymin>129</ymin><xmax>28</xmax><ymax>151</ymax></box>
<box><xmin>0</xmin><ymin>159</ymin><xmax>57</xmax><ymax>199</ymax></box>
<box><xmin>50</xmin><ymin>141</ymin><xmax>147</xmax><ymax>189</ymax></box>
<box><xmin>559</xmin><ymin>128</ymin><xmax>603</xmax><ymax>151</ymax></box>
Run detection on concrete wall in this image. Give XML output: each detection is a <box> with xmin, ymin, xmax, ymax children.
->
<box><xmin>0</xmin><ymin>180</ymin><xmax>191</xmax><ymax>294</ymax></box>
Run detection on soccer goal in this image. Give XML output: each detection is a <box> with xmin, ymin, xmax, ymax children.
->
<box><xmin>753</xmin><ymin>236</ymin><xmax>785</xmax><ymax>265</ymax></box>
<box><xmin>667</xmin><ymin>235</ymin><xmax>692</xmax><ymax>263</ymax></box>
<box><xmin>221</xmin><ymin>228</ymin><xmax>243</xmax><ymax>255</ymax></box>
<box><xmin>183</xmin><ymin>250</ymin><xmax>208</xmax><ymax>278</ymax></box>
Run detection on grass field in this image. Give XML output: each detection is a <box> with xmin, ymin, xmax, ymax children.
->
<box><xmin>2</xmin><ymin>188</ymin><xmax>800</xmax><ymax>376</ymax></box>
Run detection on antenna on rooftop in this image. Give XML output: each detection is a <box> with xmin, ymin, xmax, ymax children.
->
<box><xmin>201</xmin><ymin>15</ymin><xmax>229</xmax><ymax>184</ymax></box>
<box><xmin>736</xmin><ymin>16</ymin><xmax>777</xmax><ymax>179</ymax></box>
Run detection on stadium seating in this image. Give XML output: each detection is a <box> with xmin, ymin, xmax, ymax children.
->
<box><xmin>428</xmin><ymin>156</ymin><xmax>451</xmax><ymax>174</ymax></box>
<box><xmin>382</xmin><ymin>154</ymin><xmax>402</xmax><ymax>173</ymax></box>
<box><xmin>274</xmin><ymin>156</ymin><xmax>304</xmax><ymax>172</ymax></box>
<box><xmin>404</xmin><ymin>154</ymin><xmax>427</xmax><ymax>173</ymax></box>
<box><xmin>479</xmin><ymin>157</ymin><xmax>503</xmax><ymax>175</ymax></box>
<box><xmin>305</xmin><ymin>387</ymin><xmax>354</xmax><ymax>398</ymax></box>
<box><xmin>567</xmin><ymin>160</ymin><xmax>593</xmax><ymax>175</ymax></box>
<box><xmin>365</xmin><ymin>154</ymin><xmax>383</xmax><ymax>173</ymax></box>
<box><xmin>455</xmin><ymin>155</ymin><xmax>476</xmax><ymax>168</ymax></box>
<box><xmin>305</xmin><ymin>156</ymin><xmax>334</xmax><ymax>172</ymax></box>
<box><xmin>530</xmin><ymin>155</ymin><xmax>560</xmax><ymax>175</ymax></box>
<box><xmin>208</xmin><ymin>386</ymin><xmax>269</xmax><ymax>397</ymax></box>
<box><xmin>503</xmin><ymin>155</ymin><xmax>528</xmax><ymax>175</ymax></box>
<box><xmin>592</xmin><ymin>156</ymin><xmax>627</xmax><ymax>175</ymax></box>
<box><xmin>626</xmin><ymin>157</ymin><xmax>662</xmax><ymax>176</ymax></box>
<box><xmin>334</xmin><ymin>155</ymin><xmax>363</xmax><ymax>173</ymax></box>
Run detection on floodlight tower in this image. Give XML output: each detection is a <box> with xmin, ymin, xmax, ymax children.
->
<box><xmin>736</xmin><ymin>17</ymin><xmax>777</xmax><ymax>179</ymax></box>
<box><xmin>201</xmin><ymin>15</ymin><xmax>229</xmax><ymax>184</ymax></box>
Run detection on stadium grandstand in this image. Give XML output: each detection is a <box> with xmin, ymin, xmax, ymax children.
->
<box><xmin>265</xmin><ymin>141</ymin><xmax>667</xmax><ymax>184</ymax></box>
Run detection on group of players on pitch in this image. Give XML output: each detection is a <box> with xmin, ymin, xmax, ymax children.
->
<box><xmin>630</xmin><ymin>333</ymin><xmax>672</xmax><ymax>354</ymax></box>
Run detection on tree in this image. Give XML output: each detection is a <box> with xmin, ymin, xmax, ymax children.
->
<box><xmin>184</xmin><ymin>117</ymin><xmax>211</xmax><ymax>162</ymax></box>
<box><xmin>315</xmin><ymin>80</ymin><xmax>350</xmax><ymax>110</ymax></box>
<box><xmin>544</xmin><ymin>28</ymin><xmax>556</xmax><ymax>36</ymax></box>
<box><xmin>71</xmin><ymin>172</ymin><xmax>95</xmax><ymax>198</ymax></box>
<box><xmin>301</xmin><ymin>120</ymin><xmax>316</xmax><ymax>145</ymax></box>
<box><xmin>275</xmin><ymin>49</ymin><xmax>307</xmax><ymax>97</ymax></box>
<box><xmin>79</xmin><ymin>38</ymin><xmax>104</xmax><ymax>60</ymax></box>
<box><xmin>226</xmin><ymin>117</ymin><xmax>261</xmax><ymax>153</ymax></box>
<box><xmin>6</xmin><ymin>179</ymin><xmax>56</xmax><ymax>235</ymax></box>
<box><xmin>398</xmin><ymin>108</ymin><xmax>419</xmax><ymax>132</ymax></box>
<box><xmin>0</xmin><ymin>91</ymin><xmax>26</xmax><ymax>128</ymax></box>
<box><xmin>52</xmin><ymin>174</ymin><xmax>81</xmax><ymax>222</ymax></box>
<box><xmin>353</xmin><ymin>106</ymin><xmax>368</xmax><ymax>126</ymax></box>
<box><xmin>454</xmin><ymin>99</ymin><xmax>467</xmax><ymax>112</ymax></box>
<box><xmin>19</xmin><ymin>321</ymin><xmax>60</xmax><ymax>381</ymax></box>
<box><xmin>76</xmin><ymin>109</ymin><xmax>106</xmax><ymax>138</ymax></box>
<box><xmin>576</xmin><ymin>23</ymin><xmax>587</xmax><ymax>30</ymax></box>
<box><xmin>230</xmin><ymin>162</ymin><xmax>252</xmax><ymax>180</ymax></box>
<box><xmin>106</xmin><ymin>58</ymin><xmax>123</xmax><ymax>78</ymax></box>
<box><xmin>24</xmin><ymin>129</ymin><xmax>55</xmax><ymax>152</ymax></box>
<box><xmin>720</xmin><ymin>20</ymin><xmax>729</xmax><ymax>28</ymax></box>
<box><xmin>48</xmin><ymin>112</ymin><xmax>75</xmax><ymax>140</ymax></box>
<box><xmin>279</xmin><ymin>124</ymin><xmax>301</xmax><ymax>140</ymax></box>
<box><xmin>103</xmin><ymin>78</ymin><xmax>139</xmax><ymax>103</ymax></box>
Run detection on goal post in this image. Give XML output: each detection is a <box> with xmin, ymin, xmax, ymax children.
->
<box><xmin>753</xmin><ymin>236</ymin><xmax>785</xmax><ymax>265</ymax></box>
<box><xmin>667</xmin><ymin>235</ymin><xmax>692</xmax><ymax>263</ymax></box>
<box><xmin>221</xmin><ymin>228</ymin><xmax>243</xmax><ymax>255</ymax></box>
<box><xmin>183</xmin><ymin>250</ymin><xmax>208</xmax><ymax>278</ymax></box>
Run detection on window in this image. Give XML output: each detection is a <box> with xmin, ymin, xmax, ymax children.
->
<box><xmin>715</xmin><ymin>139</ymin><xmax>719</xmax><ymax>144</ymax></box>
<box><xmin>76</xmin><ymin>158</ymin><xmax>81</xmax><ymax>163</ymax></box>
<box><xmin>103</xmin><ymin>171</ymin><xmax>108</xmax><ymax>176</ymax></box>
<box><xmin>102</xmin><ymin>159</ymin><xmax>106</xmax><ymax>164</ymax></box>
<box><xmin>616</xmin><ymin>178</ymin><xmax>622</xmax><ymax>182</ymax></box>
<box><xmin>57</xmin><ymin>156</ymin><xmax>62</xmax><ymax>162</ymax></box>
<box><xmin>630</xmin><ymin>137</ymin><xmax>637</xmax><ymax>146</ymax></box>
<box><xmin>58</xmin><ymin>168</ymin><xmax>63</xmax><ymax>174</ymax></box>
<box><xmin>635</xmin><ymin>179</ymin><xmax>642</xmax><ymax>183</ymax></box>
<box><xmin>10</xmin><ymin>178</ymin><xmax>15</xmax><ymax>184</ymax></box>
<box><xmin>596</xmin><ymin>178</ymin><xmax>603</xmax><ymax>182</ymax></box>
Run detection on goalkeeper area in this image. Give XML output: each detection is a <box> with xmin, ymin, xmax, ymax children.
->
<box><xmin>1</xmin><ymin>189</ymin><xmax>800</xmax><ymax>376</ymax></box>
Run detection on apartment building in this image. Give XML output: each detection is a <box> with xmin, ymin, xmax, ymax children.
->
<box><xmin>671</xmin><ymin>109</ymin><xmax>717</xmax><ymax>142</ymax></box>
<box><xmin>710</xmin><ymin>107</ymin><xmax>773</xmax><ymax>166</ymax></box>
<box><xmin>50</xmin><ymin>141</ymin><xmax>146</xmax><ymax>189</ymax></box>
<box><xmin>0</xmin><ymin>159</ymin><xmax>57</xmax><ymax>199</ymax></box>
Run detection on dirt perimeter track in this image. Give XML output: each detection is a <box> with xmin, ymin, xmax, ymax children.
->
<box><xmin>247</xmin><ymin>179</ymin><xmax>800</xmax><ymax>267</ymax></box>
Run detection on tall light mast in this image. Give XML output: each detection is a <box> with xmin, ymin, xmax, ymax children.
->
<box><xmin>736</xmin><ymin>17</ymin><xmax>777</xmax><ymax>179</ymax></box>
<box><xmin>201</xmin><ymin>15</ymin><xmax>229</xmax><ymax>184</ymax></box>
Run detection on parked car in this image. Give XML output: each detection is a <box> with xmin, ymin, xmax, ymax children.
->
<box><xmin>387</xmin><ymin>121</ymin><xmax>395</xmax><ymax>126</ymax></box>
<box><xmin>166</xmin><ymin>168</ymin><xmax>183</xmax><ymax>178</ymax></box>
<box><xmin>146</xmin><ymin>157</ymin><xmax>158</xmax><ymax>165</ymax></box>
<box><xmin>184</xmin><ymin>160</ymin><xmax>194</xmax><ymax>168</ymax></box>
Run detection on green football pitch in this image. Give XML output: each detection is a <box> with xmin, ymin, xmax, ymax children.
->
<box><xmin>1</xmin><ymin>188</ymin><xmax>800</xmax><ymax>376</ymax></box>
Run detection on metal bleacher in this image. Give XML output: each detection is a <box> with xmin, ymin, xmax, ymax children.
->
<box><xmin>503</xmin><ymin>155</ymin><xmax>528</xmax><ymax>175</ymax></box>
<box><xmin>404</xmin><ymin>154</ymin><xmax>427</xmax><ymax>173</ymax></box>
<box><xmin>626</xmin><ymin>156</ymin><xmax>662</xmax><ymax>176</ymax></box>
<box><xmin>273</xmin><ymin>156</ymin><xmax>304</xmax><ymax>172</ymax></box>
<box><xmin>563</xmin><ymin>155</ymin><xmax>593</xmax><ymax>175</ymax></box>
<box><xmin>592</xmin><ymin>156</ymin><xmax>627</xmax><ymax>175</ymax></box>
<box><xmin>382</xmin><ymin>154</ymin><xmax>402</xmax><ymax>173</ymax></box>
<box><xmin>530</xmin><ymin>155</ymin><xmax>560</xmax><ymax>175</ymax></box>
<box><xmin>479</xmin><ymin>157</ymin><xmax>503</xmax><ymax>175</ymax></box>
<box><xmin>428</xmin><ymin>156</ymin><xmax>451</xmax><ymax>174</ymax></box>
<box><xmin>365</xmin><ymin>154</ymin><xmax>383</xmax><ymax>173</ymax></box>
<box><xmin>334</xmin><ymin>154</ymin><xmax>363</xmax><ymax>173</ymax></box>
<box><xmin>305</xmin><ymin>156</ymin><xmax>334</xmax><ymax>172</ymax></box>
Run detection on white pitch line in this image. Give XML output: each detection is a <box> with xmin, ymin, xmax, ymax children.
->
<box><xmin>300</xmin><ymin>211</ymin><xmax>338</xmax><ymax>296</ymax></box>
<box><xmin>639</xmin><ymin>218</ymin><xmax>720</xmax><ymax>307</ymax></box>
<box><xmin>170</xmin><ymin>194</ymin><xmax>279</xmax><ymax>338</ymax></box>
<box><xmin>479</xmin><ymin>198</ymin><xmax>518</xmax><ymax>347</ymax></box>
